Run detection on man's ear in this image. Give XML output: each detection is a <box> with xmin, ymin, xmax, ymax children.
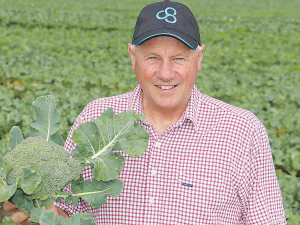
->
<box><xmin>128</xmin><ymin>43</ymin><xmax>136</xmax><ymax>71</ymax></box>
<box><xmin>197</xmin><ymin>44</ymin><xmax>205</xmax><ymax>72</ymax></box>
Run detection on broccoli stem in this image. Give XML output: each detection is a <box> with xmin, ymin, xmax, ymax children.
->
<box><xmin>36</xmin><ymin>200</ymin><xmax>41</xmax><ymax>208</ymax></box>
<box><xmin>53</xmin><ymin>186</ymin><xmax>116</xmax><ymax>198</ymax></box>
<box><xmin>90</xmin><ymin>140</ymin><xmax>114</xmax><ymax>159</ymax></box>
<box><xmin>0</xmin><ymin>177</ymin><xmax>6</xmax><ymax>185</ymax></box>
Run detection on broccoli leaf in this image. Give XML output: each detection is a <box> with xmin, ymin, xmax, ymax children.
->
<box><xmin>64</xmin><ymin>195</ymin><xmax>73</xmax><ymax>205</ymax></box>
<box><xmin>30</xmin><ymin>209</ymin><xmax>96</xmax><ymax>225</ymax></box>
<box><xmin>49</xmin><ymin>134</ymin><xmax>64</xmax><ymax>146</ymax></box>
<box><xmin>72</xmin><ymin>122</ymin><xmax>100</xmax><ymax>162</ymax></box>
<box><xmin>0</xmin><ymin>183</ymin><xmax>17</xmax><ymax>202</ymax></box>
<box><xmin>0</xmin><ymin>156</ymin><xmax>15</xmax><ymax>202</ymax></box>
<box><xmin>2</xmin><ymin>96</ymin><xmax>150</xmax><ymax>223</ymax></box>
<box><xmin>72</xmin><ymin>108</ymin><xmax>149</xmax><ymax>181</ymax></box>
<box><xmin>38</xmin><ymin>210</ymin><xmax>58</xmax><ymax>225</ymax></box>
<box><xmin>0</xmin><ymin>156</ymin><xmax>12</xmax><ymax>183</ymax></box>
<box><xmin>7</xmin><ymin>126</ymin><xmax>23</xmax><ymax>150</ymax></box>
<box><xmin>93</xmin><ymin>108</ymin><xmax>148</xmax><ymax>158</ymax></box>
<box><xmin>60</xmin><ymin>213</ymin><xmax>96</xmax><ymax>225</ymax></box>
<box><xmin>90</xmin><ymin>151</ymin><xmax>125</xmax><ymax>182</ymax></box>
<box><xmin>12</xmin><ymin>189</ymin><xmax>35</xmax><ymax>214</ymax></box>
<box><xmin>30</xmin><ymin>208</ymin><xmax>44</xmax><ymax>223</ymax></box>
<box><xmin>25</xmin><ymin>95</ymin><xmax>63</xmax><ymax>145</ymax></box>
<box><xmin>18</xmin><ymin>167</ymin><xmax>42</xmax><ymax>195</ymax></box>
<box><xmin>71</xmin><ymin>174</ymin><xmax>85</xmax><ymax>191</ymax></box>
<box><xmin>69</xmin><ymin>179</ymin><xmax>123</xmax><ymax>208</ymax></box>
<box><xmin>72</xmin><ymin>196</ymin><xmax>80</xmax><ymax>207</ymax></box>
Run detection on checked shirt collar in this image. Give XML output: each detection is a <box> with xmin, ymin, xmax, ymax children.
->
<box><xmin>127</xmin><ymin>84</ymin><xmax>205</xmax><ymax>132</ymax></box>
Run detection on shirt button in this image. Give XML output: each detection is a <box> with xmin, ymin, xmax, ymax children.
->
<box><xmin>149</xmin><ymin>198</ymin><xmax>155</xmax><ymax>204</ymax></box>
<box><xmin>155</xmin><ymin>142</ymin><xmax>161</xmax><ymax>148</ymax></box>
<box><xmin>151</xmin><ymin>170</ymin><xmax>157</xmax><ymax>176</ymax></box>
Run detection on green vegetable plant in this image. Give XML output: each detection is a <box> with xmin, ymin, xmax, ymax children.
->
<box><xmin>0</xmin><ymin>95</ymin><xmax>149</xmax><ymax>224</ymax></box>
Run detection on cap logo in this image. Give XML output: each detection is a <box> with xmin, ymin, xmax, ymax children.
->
<box><xmin>156</xmin><ymin>7</ymin><xmax>177</xmax><ymax>24</ymax></box>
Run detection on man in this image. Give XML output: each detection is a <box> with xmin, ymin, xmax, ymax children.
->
<box><xmin>5</xmin><ymin>0</ymin><xmax>286</xmax><ymax>224</ymax></box>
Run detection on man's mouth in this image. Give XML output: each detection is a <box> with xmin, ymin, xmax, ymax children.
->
<box><xmin>157</xmin><ymin>85</ymin><xmax>177</xmax><ymax>90</ymax></box>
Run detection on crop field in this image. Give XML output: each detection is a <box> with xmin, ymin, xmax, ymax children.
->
<box><xmin>0</xmin><ymin>0</ymin><xmax>299</xmax><ymax>224</ymax></box>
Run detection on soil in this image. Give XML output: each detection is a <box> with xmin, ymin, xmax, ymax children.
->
<box><xmin>0</xmin><ymin>206</ymin><xmax>12</xmax><ymax>222</ymax></box>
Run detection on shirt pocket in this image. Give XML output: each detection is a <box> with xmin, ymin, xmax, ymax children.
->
<box><xmin>174</xmin><ymin>172</ymin><xmax>222</xmax><ymax>224</ymax></box>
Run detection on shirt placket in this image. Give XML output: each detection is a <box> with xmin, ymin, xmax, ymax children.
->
<box><xmin>143</xmin><ymin>131</ymin><xmax>164</xmax><ymax>224</ymax></box>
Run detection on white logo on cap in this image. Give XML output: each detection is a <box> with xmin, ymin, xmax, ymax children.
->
<box><xmin>156</xmin><ymin>7</ymin><xmax>177</xmax><ymax>24</ymax></box>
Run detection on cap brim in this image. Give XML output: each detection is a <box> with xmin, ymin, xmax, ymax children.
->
<box><xmin>132</xmin><ymin>28</ymin><xmax>199</xmax><ymax>49</ymax></box>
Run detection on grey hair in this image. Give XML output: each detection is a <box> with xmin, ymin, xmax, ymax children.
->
<box><xmin>196</xmin><ymin>45</ymin><xmax>202</xmax><ymax>52</ymax></box>
<box><xmin>130</xmin><ymin>44</ymin><xmax>202</xmax><ymax>52</ymax></box>
<box><xmin>130</xmin><ymin>44</ymin><xmax>136</xmax><ymax>51</ymax></box>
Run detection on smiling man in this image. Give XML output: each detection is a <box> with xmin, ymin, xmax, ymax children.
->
<box><xmin>5</xmin><ymin>0</ymin><xmax>286</xmax><ymax>224</ymax></box>
<box><xmin>128</xmin><ymin>36</ymin><xmax>204</xmax><ymax>135</ymax></box>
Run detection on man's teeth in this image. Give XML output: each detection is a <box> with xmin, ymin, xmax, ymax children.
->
<box><xmin>158</xmin><ymin>85</ymin><xmax>175</xmax><ymax>90</ymax></box>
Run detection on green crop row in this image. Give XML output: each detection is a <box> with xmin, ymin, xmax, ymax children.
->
<box><xmin>0</xmin><ymin>0</ymin><xmax>299</xmax><ymax>223</ymax></box>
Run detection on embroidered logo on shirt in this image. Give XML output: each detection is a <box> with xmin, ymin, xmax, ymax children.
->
<box><xmin>182</xmin><ymin>183</ymin><xmax>193</xmax><ymax>187</ymax></box>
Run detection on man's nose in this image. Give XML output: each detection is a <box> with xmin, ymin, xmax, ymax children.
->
<box><xmin>156</xmin><ymin>60</ymin><xmax>175</xmax><ymax>81</ymax></box>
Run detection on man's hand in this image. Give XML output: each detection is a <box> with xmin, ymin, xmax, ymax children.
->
<box><xmin>3</xmin><ymin>201</ymin><xmax>32</xmax><ymax>225</ymax></box>
<box><xmin>3</xmin><ymin>201</ymin><xmax>69</xmax><ymax>224</ymax></box>
<box><xmin>45</xmin><ymin>202</ymin><xmax>70</xmax><ymax>218</ymax></box>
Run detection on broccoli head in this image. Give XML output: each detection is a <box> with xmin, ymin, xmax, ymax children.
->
<box><xmin>3</xmin><ymin>136</ymin><xmax>82</xmax><ymax>202</ymax></box>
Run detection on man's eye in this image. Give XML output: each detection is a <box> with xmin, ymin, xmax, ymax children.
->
<box><xmin>149</xmin><ymin>57</ymin><xmax>157</xmax><ymax>60</ymax></box>
<box><xmin>175</xmin><ymin>58</ymin><xmax>184</xmax><ymax>61</ymax></box>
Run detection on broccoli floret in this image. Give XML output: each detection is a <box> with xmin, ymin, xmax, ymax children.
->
<box><xmin>3</xmin><ymin>136</ymin><xmax>82</xmax><ymax>203</ymax></box>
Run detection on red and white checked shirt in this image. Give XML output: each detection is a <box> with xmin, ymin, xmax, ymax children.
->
<box><xmin>55</xmin><ymin>84</ymin><xmax>286</xmax><ymax>224</ymax></box>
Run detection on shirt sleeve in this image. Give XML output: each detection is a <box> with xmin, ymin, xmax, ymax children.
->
<box><xmin>238</xmin><ymin>123</ymin><xmax>287</xmax><ymax>224</ymax></box>
<box><xmin>54</xmin><ymin>105</ymin><xmax>100</xmax><ymax>218</ymax></box>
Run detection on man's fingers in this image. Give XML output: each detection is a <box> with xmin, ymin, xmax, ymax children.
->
<box><xmin>20</xmin><ymin>219</ymin><xmax>36</xmax><ymax>225</ymax></box>
<box><xmin>45</xmin><ymin>202</ymin><xmax>69</xmax><ymax>218</ymax></box>
<box><xmin>11</xmin><ymin>210</ymin><xmax>30</xmax><ymax>223</ymax></box>
<box><xmin>3</xmin><ymin>201</ymin><xmax>17</xmax><ymax>211</ymax></box>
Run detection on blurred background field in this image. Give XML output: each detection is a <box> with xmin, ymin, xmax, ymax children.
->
<box><xmin>0</xmin><ymin>0</ymin><xmax>299</xmax><ymax>224</ymax></box>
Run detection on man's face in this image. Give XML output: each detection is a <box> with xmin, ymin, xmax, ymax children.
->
<box><xmin>128</xmin><ymin>36</ymin><xmax>205</xmax><ymax>113</ymax></box>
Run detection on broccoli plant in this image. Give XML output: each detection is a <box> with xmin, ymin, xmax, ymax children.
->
<box><xmin>0</xmin><ymin>95</ymin><xmax>149</xmax><ymax>225</ymax></box>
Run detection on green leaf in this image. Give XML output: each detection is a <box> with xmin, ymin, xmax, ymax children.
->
<box><xmin>72</xmin><ymin>196</ymin><xmax>80</xmax><ymax>207</ymax></box>
<box><xmin>25</xmin><ymin>95</ymin><xmax>62</xmax><ymax>143</ymax></box>
<box><xmin>112</xmin><ymin>110</ymin><xmax>146</xmax><ymax>155</ymax></box>
<box><xmin>55</xmin><ymin>197</ymin><xmax>63</xmax><ymax>202</ymax></box>
<box><xmin>80</xmin><ymin>180</ymin><xmax>107</xmax><ymax>208</ymax></box>
<box><xmin>49</xmin><ymin>134</ymin><xmax>64</xmax><ymax>146</ymax></box>
<box><xmin>72</xmin><ymin>122</ymin><xmax>100</xmax><ymax>162</ymax></box>
<box><xmin>90</xmin><ymin>151</ymin><xmax>125</xmax><ymax>182</ymax></box>
<box><xmin>7</xmin><ymin>126</ymin><xmax>23</xmax><ymax>150</ymax></box>
<box><xmin>71</xmin><ymin>179</ymin><xmax>123</xmax><ymax>209</ymax></box>
<box><xmin>72</xmin><ymin>108</ymin><xmax>149</xmax><ymax>181</ymax></box>
<box><xmin>59</xmin><ymin>213</ymin><xmax>96</xmax><ymax>225</ymax></box>
<box><xmin>30</xmin><ymin>208</ymin><xmax>44</xmax><ymax>223</ymax></box>
<box><xmin>93</xmin><ymin>179</ymin><xmax>124</xmax><ymax>198</ymax></box>
<box><xmin>32</xmin><ymin>178</ymin><xmax>44</xmax><ymax>195</ymax></box>
<box><xmin>18</xmin><ymin>167</ymin><xmax>42</xmax><ymax>195</ymax></box>
<box><xmin>92</xmin><ymin>109</ymin><xmax>148</xmax><ymax>158</ymax></box>
<box><xmin>71</xmin><ymin>146</ymin><xmax>88</xmax><ymax>164</ymax></box>
<box><xmin>64</xmin><ymin>195</ymin><xmax>73</xmax><ymax>205</ymax></box>
<box><xmin>0</xmin><ymin>156</ymin><xmax>12</xmax><ymax>183</ymax></box>
<box><xmin>39</xmin><ymin>210</ymin><xmax>58</xmax><ymax>225</ymax></box>
<box><xmin>12</xmin><ymin>189</ymin><xmax>34</xmax><ymax>214</ymax></box>
<box><xmin>0</xmin><ymin>182</ymin><xmax>17</xmax><ymax>202</ymax></box>
<box><xmin>39</xmin><ymin>197</ymin><xmax>55</xmax><ymax>208</ymax></box>
<box><xmin>30</xmin><ymin>209</ymin><xmax>96</xmax><ymax>225</ymax></box>
<box><xmin>71</xmin><ymin>174</ymin><xmax>84</xmax><ymax>191</ymax></box>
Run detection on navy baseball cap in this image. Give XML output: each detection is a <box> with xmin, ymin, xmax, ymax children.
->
<box><xmin>132</xmin><ymin>0</ymin><xmax>201</xmax><ymax>49</ymax></box>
